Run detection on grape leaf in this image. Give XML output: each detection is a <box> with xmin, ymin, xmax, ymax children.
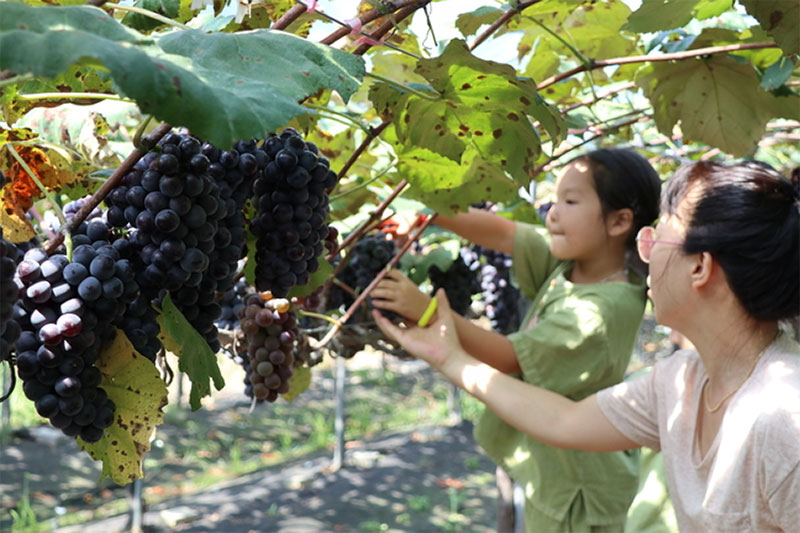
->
<box><xmin>397</xmin><ymin>147</ymin><xmax>520</xmax><ymax>215</ymax></box>
<box><xmin>636</xmin><ymin>54</ymin><xmax>796</xmax><ymax>156</ymax></box>
<box><xmin>393</xmin><ymin>39</ymin><xmax>564</xmax><ymax>185</ymax></box>
<box><xmin>455</xmin><ymin>6</ymin><xmax>503</xmax><ymax>37</ymax></box>
<box><xmin>78</xmin><ymin>330</ymin><xmax>168</xmax><ymax>485</ymax></box>
<box><xmin>623</xmin><ymin>0</ymin><xmax>700</xmax><ymax>32</ymax></box>
<box><xmin>0</xmin><ymin>4</ymin><xmax>366</xmax><ymax>148</ymax></box>
<box><xmin>159</xmin><ymin>292</ymin><xmax>225</xmax><ymax>411</ymax></box>
<box><xmin>741</xmin><ymin>0</ymin><xmax>800</xmax><ymax>56</ymax></box>
<box><xmin>282</xmin><ymin>365</ymin><xmax>311</xmax><ymax>403</ymax></box>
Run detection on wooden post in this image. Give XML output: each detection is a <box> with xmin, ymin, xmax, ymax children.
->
<box><xmin>331</xmin><ymin>356</ymin><xmax>346</xmax><ymax>471</ymax></box>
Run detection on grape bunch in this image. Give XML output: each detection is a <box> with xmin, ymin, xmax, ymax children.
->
<box><xmin>250</xmin><ymin>128</ymin><xmax>339</xmax><ymax>297</ymax></box>
<box><xmin>473</xmin><ymin>245</ymin><xmax>522</xmax><ymax>334</ymax></box>
<box><xmin>105</xmin><ymin>132</ymin><xmax>224</xmax><ymax>299</ymax></box>
<box><xmin>328</xmin><ymin>232</ymin><xmax>395</xmax><ymax>310</ymax></box>
<box><xmin>427</xmin><ymin>254</ymin><xmax>480</xmax><ymax>316</ymax></box>
<box><xmin>237</xmin><ymin>295</ymin><xmax>299</xmax><ymax>403</ymax></box>
<box><xmin>215</xmin><ymin>278</ymin><xmax>250</xmax><ymax>331</ymax></box>
<box><xmin>11</xmin><ymin>239</ymin><xmax>138</xmax><ymax>442</ymax></box>
<box><xmin>1</xmin><ymin>227</ymin><xmax>21</xmax><ymax>363</ymax></box>
<box><xmin>64</xmin><ymin>196</ymin><xmax>104</xmax><ymax>222</ymax></box>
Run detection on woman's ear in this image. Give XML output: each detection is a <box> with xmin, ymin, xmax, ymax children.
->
<box><xmin>607</xmin><ymin>208</ymin><xmax>634</xmax><ymax>238</ymax></box>
<box><xmin>690</xmin><ymin>251</ymin><xmax>714</xmax><ymax>289</ymax></box>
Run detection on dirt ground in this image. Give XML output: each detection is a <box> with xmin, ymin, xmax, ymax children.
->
<box><xmin>1</xmin><ymin>356</ymin><xmax>500</xmax><ymax>533</ymax></box>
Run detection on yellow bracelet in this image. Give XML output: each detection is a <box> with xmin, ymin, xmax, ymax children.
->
<box><xmin>417</xmin><ymin>297</ymin><xmax>438</xmax><ymax>327</ymax></box>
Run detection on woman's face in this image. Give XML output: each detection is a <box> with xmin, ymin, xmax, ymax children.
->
<box><xmin>648</xmin><ymin>205</ymin><xmax>691</xmax><ymax>327</ymax></box>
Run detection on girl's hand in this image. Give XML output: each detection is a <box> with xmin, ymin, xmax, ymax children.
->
<box><xmin>371</xmin><ymin>269</ymin><xmax>431</xmax><ymax>322</ymax></box>
<box><xmin>373</xmin><ymin>288</ymin><xmax>465</xmax><ymax>371</ymax></box>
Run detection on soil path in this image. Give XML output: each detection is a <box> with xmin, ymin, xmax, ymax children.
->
<box><xmin>53</xmin><ymin>421</ymin><xmax>498</xmax><ymax>533</ymax></box>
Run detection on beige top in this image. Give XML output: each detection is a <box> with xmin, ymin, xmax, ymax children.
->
<box><xmin>597</xmin><ymin>331</ymin><xmax>800</xmax><ymax>532</ymax></box>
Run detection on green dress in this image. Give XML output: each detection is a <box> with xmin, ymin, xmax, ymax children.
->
<box><xmin>475</xmin><ymin>223</ymin><xmax>645</xmax><ymax>530</ymax></box>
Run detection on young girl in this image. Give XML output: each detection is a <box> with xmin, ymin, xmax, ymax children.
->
<box><xmin>374</xmin><ymin>160</ymin><xmax>800</xmax><ymax>531</ymax></box>
<box><xmin>372</xmin><ymin>148</ymin><xmax>662</xmax><ymax>531</ymax></box>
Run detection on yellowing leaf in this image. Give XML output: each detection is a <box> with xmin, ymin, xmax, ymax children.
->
<box><xmin>282</xmin><ymin>366</ymin><xmax>311</xmax><ymax>403</ymax></box>
<box><xmin>636</xmin><ymin>55</ymin><xmax>791</xmax><ymax>156</ymax></box>
<box><xmin>0</xmin><ymin>204</ymin><xmax>36</xmax><ymax>243</ymax></box>
<box><xmin>78</xmin><ymin>330</ymin><xmax>168</xmax><ymax>485</ymax></box>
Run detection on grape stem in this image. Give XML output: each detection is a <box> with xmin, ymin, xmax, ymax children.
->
<box><xmin>536</xmin><ymin>42</ymin><xmax>777</xmax><ymax>90</ymax></box>
<box><xmin>104</xmin><ymin>2</ymin><xmax>192</xmax><ymax>31</ymax></box>
<box><xmin>336</xmin><ymin>120</ymin><xmax>391</xmax><ymax>180</ymax></box>
<box><xmin>311</xmin><ymin>213</ymin><xmax>437</xmax><ymax>351</ymax></box>
<box><xmin>44</xmin><ymin>123</ymin><xmax>172</xmax><ymax>254</ymax></box>
<box><xmin>5</xmin><ymin>143</ymin><xmax>72</xmax><ymax>257</ymax></box>
<box><xmin>469</xmin><ymin>0</ymin><xmax>545</xmax><ymax>52</ymax></box>
<box><xmin>16</xmin><ymin>92</ymin><xmax>134</xmax><ymax>104</ymax></box>
<box><xmin>297</xmin><ymin>310</ymin><xmax>342</xmax><ymax>327</ymax></box>
<box><xmin>0</xmin><ymin>73</ymin><xmax>34</xmax><ymax>90</ymax></box>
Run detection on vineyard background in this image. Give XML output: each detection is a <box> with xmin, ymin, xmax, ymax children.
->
<box><xmin>0</xmin><ymin>0</ymin><xmax>798</xmax><ymax>531</ymax></box>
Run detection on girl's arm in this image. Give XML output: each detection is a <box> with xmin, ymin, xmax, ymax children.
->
<box><xmin>373</xmin><ymin>289</ymin><xmax>640</xmax><ymax>453</ymax></box>
<box><xmin>434</xmin><ymin>207</ymin><xmax>516</xmax><ymax>255</ymax></box>
<box><xmin>372</xmin><ymin>271</ymin><xmax>521</xmax><ymax>373</ymax></box>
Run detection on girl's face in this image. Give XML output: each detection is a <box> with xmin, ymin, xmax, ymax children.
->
<box><xmin>546</xmin><ymin>161</ymin><xmax>609</xmax><ymax>261</ymax></box>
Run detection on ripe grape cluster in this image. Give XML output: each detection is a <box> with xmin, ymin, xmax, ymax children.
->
<box><xmin>473</xmin><ymin>245</ymin><xmax>522</xmax><ymax>334</ymax></box>
<box><xmin>1</xmin><ymin>228</ymin><xmax>21</xmax><ymax>363</ymax></box>
<box><xmin>105</xmin><ymin>133</ymin><xmax>223</xmax><ymax>298</ymax></box>
<box><xmin>64</xmin><ymin>196</ymin><xmax>103</xmax><ymax>222</ymax></box>
<box><xmin>328</xmin><ymin>233</ymin><xmax>395</xmax><ymax>310</ymax></box>
<box><xmin>12</xmin><ymin>235</ymin><xmax>137</xmax><ymax>442</ymax></box>
<box><xmin>427</xmin><ymin>254</ymin><xmax>480</xmax><ymax>316</ymax></box>
<box><xmin>251</xmin><ymin>128</ymin><xmax>338</xmax><ymax>297</ymax></box>
<box><xmin>237</xmin><ymin>295</ymin><xmax>299</xmax><ymax>402</ymax></box>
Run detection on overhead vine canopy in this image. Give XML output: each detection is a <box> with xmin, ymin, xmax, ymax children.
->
<box><xmin>0</xmin><ymin>0</ymin><xmax>797</xmax><ymax>484</ymax></box>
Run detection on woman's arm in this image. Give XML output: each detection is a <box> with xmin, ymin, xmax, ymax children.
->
<box><xmin>372</xmin><ymin>271</ymin><xmax>521</xmax><ymax>373</ymax></box>
<box><xmin>435</xmin><ymin>207</ymin><xmax>516</xmax><ymax>255</ymax></box>
<box><xmin>373</xmin><ymin>290</ymin><xmax>640</xmax><ymax>453</ymax></box>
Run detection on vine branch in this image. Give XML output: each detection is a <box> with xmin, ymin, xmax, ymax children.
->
<box><xmin>44</xmin><ymin>123</ymin><xmax>172</xmax><ymax>254</ymax></box>
<box><xmin>469</xmin><ymin>0</ymin><xmax>544</xmax><ymax>51</ymax></box>
<box><xmin>537</xmin><ymin>42</ymin><xmax>777</xmax><ymax>90</ymax></box>
<box><xmin>312</xmin><ymin>213</ymin><xmax>436</xmax><ymax>351</ymax></box>
<box><xmin>319</xmin><ymin>0</ymin><xmax>430</xmax><ymax>47</ymax></box>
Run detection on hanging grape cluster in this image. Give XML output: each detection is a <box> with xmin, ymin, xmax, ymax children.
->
<box><xmin>427</xmin><ymin>253</ymin><xmax>480</xmax><ymax>316</ymax></box>
<box><xmin>238</xmin><ymin>294</ymin><xmax>300</xmax><ymax>403</ymax></box>
<box><xmin>473</xmin><ymin>245</ymin><xmax>522</xmax><ymax>334</ymax></box>
<box><xmin>327</xmin><ymin>232</ymin><xmax>395</xmax><ymax>311</ymax></box>
<box><xmin>251</xmin><ymin>128</ymin><xmax>338</xmax><ymax>298</ymax></box>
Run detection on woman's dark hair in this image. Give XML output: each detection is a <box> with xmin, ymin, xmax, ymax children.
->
<box><xmin>663</xmin><ymin>160</ymin><xmax>800</xmax><ymax>321</ymax></box>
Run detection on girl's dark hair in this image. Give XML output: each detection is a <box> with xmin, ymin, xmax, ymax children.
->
<box><xmin>579</xmin><ymin>148</ymin><xmax>662</xmax><ymax>248</ymax></box>
<box><xmin>575</xmin><ymin>148</ymin><xmax>662</xmax><ymax>277</ymax></box>
<box><xmin>663</xmin><ymin>160</ymin><xmax>800</xmax><ymax>321</ymax></box>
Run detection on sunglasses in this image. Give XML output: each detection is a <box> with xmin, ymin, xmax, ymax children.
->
<box><xmin>635</xmin><ymin>226</ymin><xmax>684</xmax><ymax>264</ymax></box>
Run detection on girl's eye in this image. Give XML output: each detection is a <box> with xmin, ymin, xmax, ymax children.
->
<box><xmin>565</xmin><ymin>199</ymin><xmax>576</xmax><ymax>205</ymax></box>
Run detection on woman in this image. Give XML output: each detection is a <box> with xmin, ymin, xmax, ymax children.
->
<box><xmin>373</xmin><ymin>160</ymin><xmax>800</xmax><ymax>531</ymax></box>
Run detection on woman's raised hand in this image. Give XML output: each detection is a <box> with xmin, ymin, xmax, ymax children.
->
<box><xmin>372</xmin><ymin>288</ymin><xmax>465</xmax><ymax>371</ymax></box>
<box><xmin>371</xmin><ymin>269</ymin><xmax>431</xmax><ymax>322</ymax></box>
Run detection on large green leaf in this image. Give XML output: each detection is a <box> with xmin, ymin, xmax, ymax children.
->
<box><xmin>741</xmin><ymin>0</ymin><xmax>800</xmax><ymax>56</ymax></box>
<box><xmin>0</xmin><ymin>4</ymin><xmax>365</xmax><ymax>147</ymax></box>
<box><xmin>636</xmin><ymin>54</ymin><xmax>797</xmax><ymax>156</ymax></box>
<box><xmin>624</xmin><ymin>0</ymin><xmax>703</xmax><ymax>32</ymax></box>
<box><xmin>388</xmin><ymin>40</ymin><xmax>563</xmax><ymax>185</ymax></box>
<box><xmin>159</xmin><ymin>292</ymin><xmax>225</xmax><ymax>411</ymax></box>
<box><xmin>398</xmin><ymin>147</ymin><xmax>520</xmax><ymax>215</ymax></box>
<box><xmin>518</xmin><ymin>0</ymin><xmax>637</xmax><ymax>83</ymax></box>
